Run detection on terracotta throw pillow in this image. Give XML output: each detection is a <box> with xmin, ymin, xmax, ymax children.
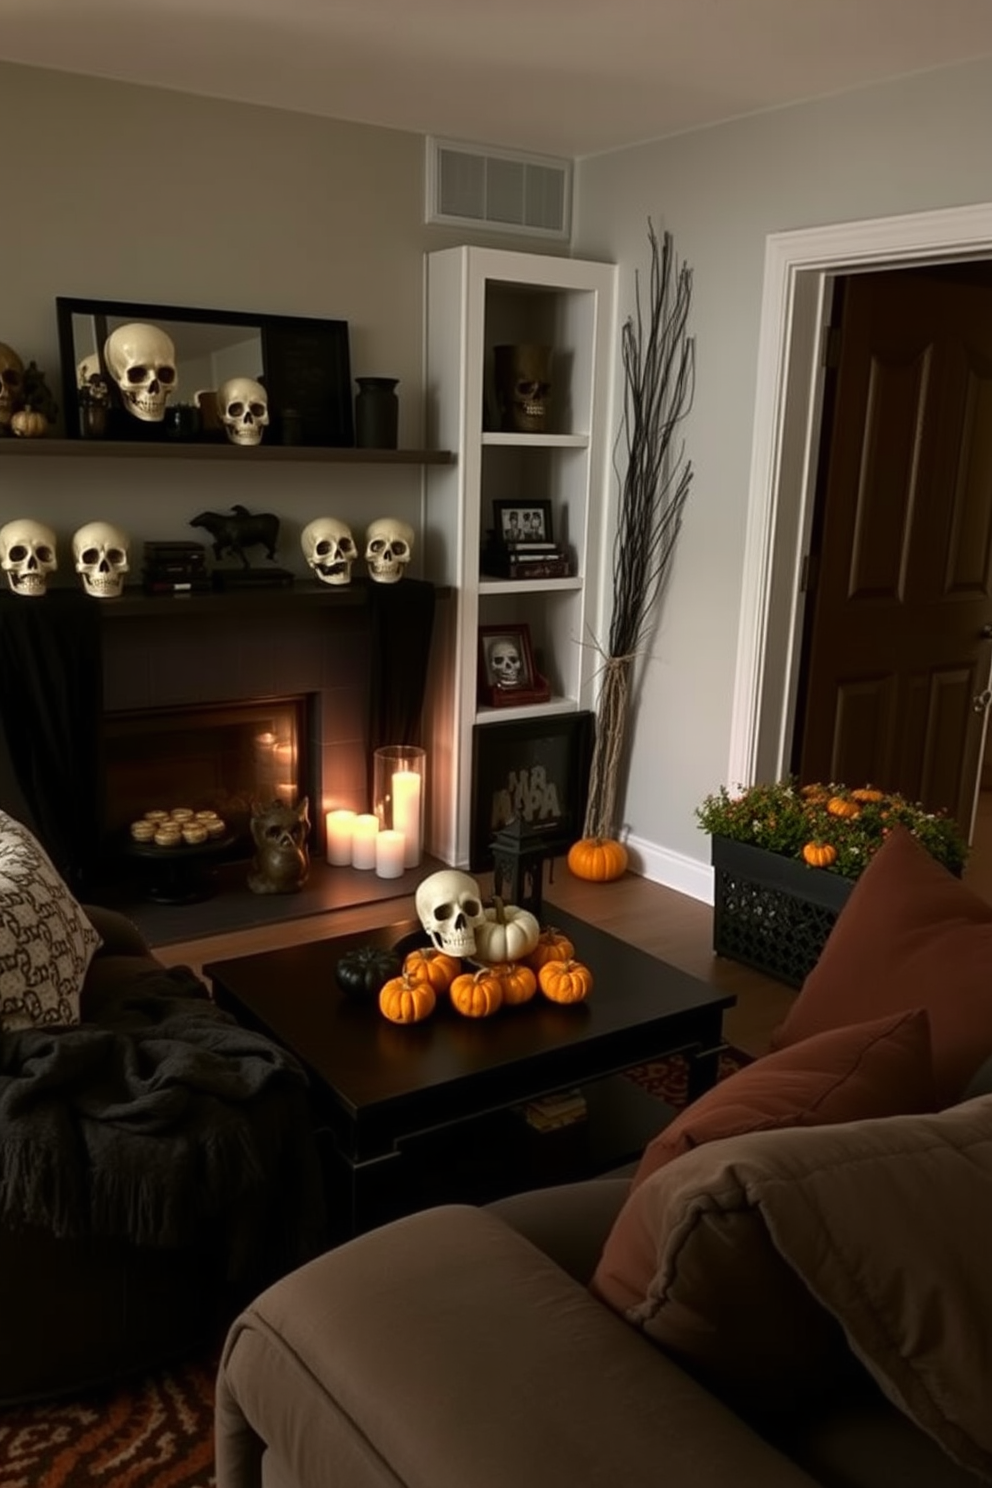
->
<box><xmin>594</xmin><ymin>1007</ymin><xmax>935</xmax><ymax>1312</ymax></box>
<box><xmin>770</xmin><ymin>824</ymin><xmax>992</xmax><ymax>1105</ymax></box>
<box><xmin>0</xmin><ymin>810</ymin><xmax>101</xmax><ymax>1031</ymax></box>
<box><xmin>629</xmin><ymin>1007</ymin><xmax>935</xmax><ymax>1190</ymax></box>
<box><xmin>590</xmin><ymin>1097</ymin><xmax>992</xmax><ymax>1479</ymax></box>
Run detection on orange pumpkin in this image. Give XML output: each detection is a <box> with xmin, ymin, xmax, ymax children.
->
<box><xmin>802</xmin><ymin>840</ymin><xmax>837</xmax><ymax>868</ymax></box>
<box><xmin>566</xmin><ymin>837</ymin><xmax>628</xmax><ymax>882</ymax></box>
<box><xmin>378</xmin><ymin>973</ymin><xmax>436</xmax><ymax>1024</ymax></box>
<box><xmin>490</xmin><ymin>962</ymin><xmax>537</xmax><ymax>1006</ymax></box>
<box><xmin>402</xmin><ymin>947</ymin><xmax>460</xmax><ymax>994</ymax></box>
<box><xmin>851</xmin><ymin>787</ymin><xmax>884</xmax><ymax>803</ymax></box>
<box><xmin>537</xmin><ymin>958</ymin><xmax>594</xmax><ymax>1004</ymax></box>
<box><xmin>450</xmin><ymin>967</ymin><xmax>504</xmax><ymax>1018</ymax></box>
<box><xmin>827</xmin><ymin>796</ymin><xmax>861</xmax><ymax>819</ymax></box>
<box><xmin>526</xmin><ymin>925</ymin><xmax>575</xmax><ymax>970</ymax></box>
<box><xmin>10</xmin><ymin>409</ymin><xmax>47</xmax><ymax>438</ymax></box>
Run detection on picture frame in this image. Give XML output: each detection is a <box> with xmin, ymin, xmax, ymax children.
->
<box><xmin>55</xmin><ymin>295</ymin><xmax>354</xmax><ymax>448</ymax></box>
<box><xmin>477</xmin><ymin>623</ymin><xmax>550</xmax><ymax>708</ymax></box>
<box><xmin>470</xmin><ymin>710</ymin><xmax>595</xmax><ymax>871</ymax></box>
<box><xmin>492</xmin><ymin>499</ymin><xmax>553</xmax><ymax>545</ymax></box>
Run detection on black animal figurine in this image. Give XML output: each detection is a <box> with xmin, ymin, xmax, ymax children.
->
<box><xmin>247</xmin><ymin>796</ymin><xmax>310</xmax><ymax>895</ymax></box>
<box><xmin>190</xmin><ymin>505</ymin><xmax>280</xmax><ymax>568</ymax></box>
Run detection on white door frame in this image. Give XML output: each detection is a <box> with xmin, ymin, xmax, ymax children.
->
<box><xmin>728</xmin><ymin>201</ymin><xmax>992</xmax><ymax>792</ymax></box>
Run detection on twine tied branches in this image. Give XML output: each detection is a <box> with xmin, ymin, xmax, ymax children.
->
<box><xmin>582</xmin><ymin>221</ymin><xmax>695</xmax><ymax>843</ymax></box>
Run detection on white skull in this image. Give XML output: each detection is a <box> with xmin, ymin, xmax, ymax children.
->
<box><xmin>104</xmin><ymin>322</ymin><xmax>178</xmax><ymax>422</ymax></box>
<box><xmin>0</xmin><ymin>518</ymin><xmax>57</xmax><ymax>598</ymax></box>
<box><xmin>490</xmin><ymin>638</ymin><xmax>523</xmax><ymax>687</ymax></box>
<box><xmin>0</xmin><ymin>342</ymin><xmax>25</xmax><ymax>428</ymax></box>
<box><xmin>217</xmin><ymin>376</ymin><xmax>269</xmax><ymax>447</ymax></box>
<box><xmin>415</xmin><ymin>869</ymin><xmax>486</xmax><ymax>957</ymax></box>
<box><xmin>72</xmin><ymin>521</ymin><xmax>130</xmax><ymax>599</ymax></box>
<box><xmin>76</xmin><ymin>352</ymin><xmax>110</xmax><ymax>403</ymax></box>
<box><xmin>364</xmin><ymin>517</ymin><xmax>414</xmax><ymax>584</ymax></box>
<box><xmin>301</xmin><ymin>517</ymin><xmax>357</xmax><ymax>586</ymax></box>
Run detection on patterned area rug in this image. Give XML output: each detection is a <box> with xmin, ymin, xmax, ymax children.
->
<box><xmin>0</xmin><ymin>1353</ymin><xmax>219</xmax><ymax>1488</ymax></box>
<box><xmin>0</xmin><ymin>1047</ymin><xmax>749</xmax><ymax>1487</ymax></box>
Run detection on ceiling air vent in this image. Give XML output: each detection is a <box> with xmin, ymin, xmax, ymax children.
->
<box><xmin>426</xmin><ymin>137</ymin><xmax>572</xmax><ymax>241</ymax></box>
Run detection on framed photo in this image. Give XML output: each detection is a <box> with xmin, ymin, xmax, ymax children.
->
<box><xmin>478</xmin><ymin>623</ymin><xmax>550</xmax><ymax>708</ymax></box>
<box><xmin>470</xmin><ymin>711</ymin><xmax>595</xmax><ymax>871</ymax></box>
<box><xmin>492</xmin><ymin>499</ymin><xmax>553</xmax><ymax>545</ymax></box>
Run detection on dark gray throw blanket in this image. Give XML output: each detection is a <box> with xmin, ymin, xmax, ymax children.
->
<box><xmin>0</xmin><ymin>964</ymin><xmax>326</xmax><ymax>1281</ymax></box>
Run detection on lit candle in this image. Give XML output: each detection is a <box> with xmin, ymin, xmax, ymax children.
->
<box><xmin>325</xmin><ymin>808</ymin><xmax>356</xmax><ymax>866</ymax></box>
<box><xmin>351</xmin><ymin>813</ymin><xmax>379</xmax><ymax>870</ymax></box>
<box><xmin>392</xmin><ymin>769</ymin><xmax>422</xmax><ymax>868</ymax></box>
<box><xmin>375</xmin><ymin>828</ymin><xmax>405</xmax><ymax>879</ymax></box>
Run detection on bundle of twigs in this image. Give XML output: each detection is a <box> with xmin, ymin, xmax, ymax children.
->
<box><xmin>582</xmin><ymin>221</ymin><xmax>695</xmax><ymax>842</ymax></box>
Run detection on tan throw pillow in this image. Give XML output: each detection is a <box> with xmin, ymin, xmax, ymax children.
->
<box><xmin>0</xmin><ymin>810</ymin><xmax>101</xmax><ymax>1030</ymax></box>
<box><xmin>628</xmin><ymin>1008</ymin><xmax>935</xmax><ymax>1190</ymax></box>
<box><xmin>769</xmin><ymin>825</ymin><xmax>992</xmax><ymax>1106</ymax></box>
<box><xmin>590</xmin><ymin>1100</ymin><xmax>992</xmax><ymax>1480</ymax></box>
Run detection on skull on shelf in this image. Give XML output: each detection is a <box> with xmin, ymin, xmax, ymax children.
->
<box><xmin>217</xmin><ymin>376</ymin><xmax>269</xmax><ymax>447</ymax></box>
<box><xmin>415</xmin><ymin>869</ymin><xmax>486</xmax><ymax>957</ymax></box>
<box><xmin>72</xmin><ymin>520</ymin><xmax>130</xmax><ymax>599</ymax></box>
<box><xmin>104</xmin><ymin>322</ymin><xmax>178</xmax><ymax>422</ymax></box>
<box><xmin>0</xmin><ymin>342</ymin><xmax>25</xmax><ymax>430</ymax></box>
<box><xmin>364</xmin><ymin>516</ymin><xmax>414</xmax><ymax>584</ymax></box>
<box><xmin>489</xmin><ymin>637</ymin><xmax>524</xmax><ymax>688</ymax></box>
<box><xmin>494</xmin><ymin>344</ymin><xmax>552</xmax><ymax>434</ymax></box>
<box><xmin>0</xmin><ymin>518</ymin><xmax>57</xmax><ymax>598</ymax></box>
<box><xmin>300</xmin><ymin>516</ymin><xmax>357</xmax><ymax>586</ymax></box>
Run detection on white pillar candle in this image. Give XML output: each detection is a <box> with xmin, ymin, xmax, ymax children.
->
<box><xmin>375</xmin><ymin>828</ymin><xmax>406</xmax><ymax>879</ymax></box>
<box><xmin>351</xmin><ymin>813</ymin><xmax>379</xmax><ymax>870</ymax></box>
<box><xmin>392</xmin><ymin>769</ymin><xmax>422</xmax><ymax>868</ymax></box>
<box><xmin>325</xmin><ymin>809</ymin><xmax>356</xmax><ymax>866</ymax></box>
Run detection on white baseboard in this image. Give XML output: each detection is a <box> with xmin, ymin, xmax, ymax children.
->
<box><xmin>623</xmin><ymin>833</ymin><xmax>714</xmax><ymax>905</ymax></box>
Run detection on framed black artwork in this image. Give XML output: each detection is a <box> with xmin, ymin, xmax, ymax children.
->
<box><xmin>469</xmin><ymin>710</ymin><xmax>595</xmax><ymax>871</ymax></box>
<box><xmin>55</xmin><ymin>296</ymin><xmax>354</xmax><ymax>447</ymax></box>
<box><xmin>492</xmin><ymin>498</ymin><xmax>553</xmax><ymax>544</ymax></box>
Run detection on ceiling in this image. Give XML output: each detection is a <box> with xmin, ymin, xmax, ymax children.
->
<box><xmin>3</xmin><ymin>0</ymin><xmax>992</xmax><ymax>158</ymax></box>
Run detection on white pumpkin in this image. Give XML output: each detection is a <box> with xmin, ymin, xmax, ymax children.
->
<box><xmin>474</xmin><ymin>897</ymin><xmax>541</xmax><ymax>964</ymax></box>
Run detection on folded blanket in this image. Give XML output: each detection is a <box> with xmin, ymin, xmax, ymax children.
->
<box><xmin>0</xmin><ymin>962</ymin><xmax>326</xmax><ymax>1280</ymax></box>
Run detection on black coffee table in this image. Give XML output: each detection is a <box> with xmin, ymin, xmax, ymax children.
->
<box><xmin>204</xmin><ymin>903</ymin><xmax>735</xmax><ymax>1238</ymax></box>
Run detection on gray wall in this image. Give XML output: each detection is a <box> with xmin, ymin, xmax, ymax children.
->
<box><xmin>572</xmin><ymin>55</ymin><xmax>992</xmax><ymax>891</ymax></box>
<box><xmin>0</xmin><ymin>61</ymin><xmax>551</xmax><ymax>573</ymax></box>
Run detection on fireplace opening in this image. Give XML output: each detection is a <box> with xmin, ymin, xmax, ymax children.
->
<box><xmin>102</xmin><ymin>695</ymin><xmax>315</xmax><ymax>859</ymax></box>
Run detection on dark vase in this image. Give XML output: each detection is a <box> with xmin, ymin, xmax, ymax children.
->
<box><xmin>79</xmin><ymin>403</ymin><xmax>108</xmax><ymax>439</ymax></box>
<box><xmin>354</xmin><ymin>377</ymin><xmax>399</xmax><ymax>449</ymax></box>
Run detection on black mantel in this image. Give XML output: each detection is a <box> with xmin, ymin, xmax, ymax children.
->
<box><xmin>0</xmin><ymin>578</ymin><xmax>437</xmax><ymax>896</ymax></box>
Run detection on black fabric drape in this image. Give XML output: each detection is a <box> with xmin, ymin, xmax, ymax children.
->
<box><xmin>0</xmin><ymin>589</ymin><xmax>103</xmax><ymax>892</ymax></box>
<box><xmin>366</xmin><ymin>578</ymin><xmax>436</xmax><ymax>795</ymax></box>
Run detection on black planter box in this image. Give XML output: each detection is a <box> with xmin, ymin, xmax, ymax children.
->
<box><xmin>710</xmin><ymin>836</ymin><xmax>855</xmax><ymax>988</ymax></box>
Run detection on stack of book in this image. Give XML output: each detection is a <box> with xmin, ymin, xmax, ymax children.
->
<box><xmin>482</xmin><ymin>536</ymin><xmax>571</xmax><ymax>580</ymax></box>
<box><xmin>518</xmin><ymin>1088</ymin><xmax>588</xmax><ymax>1132</ymax></box>
<box><xmin>142</xmin><ymin>541</ymin><xmax>211</xmax><ymax>595</ymax></box>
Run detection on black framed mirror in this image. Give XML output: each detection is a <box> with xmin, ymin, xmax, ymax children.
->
<box><xmin>56</xmin><ymin>296</ymin><xmax>354</xmax><ymax>448</ymax></box>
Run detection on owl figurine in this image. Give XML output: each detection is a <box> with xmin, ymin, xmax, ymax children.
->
<box><xmin>247</xmin><ymin>797</ymin><xmax>310</xmax><ymax>895</ymax></box>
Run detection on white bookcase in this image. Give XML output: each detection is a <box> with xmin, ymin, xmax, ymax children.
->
<box><xmin>424</xmin><ymin>246</ymin><xmax>618</xmax><ymax>868</ymax></box>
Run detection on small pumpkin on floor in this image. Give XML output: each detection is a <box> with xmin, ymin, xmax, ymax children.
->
<box><xmin>567</xmin><ymin>836</ymin><xmax>628</xmax><ymax>882</ymax></box>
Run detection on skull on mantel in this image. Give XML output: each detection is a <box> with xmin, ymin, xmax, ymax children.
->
<box><xmin>72</xmin><ymin>521</ymin><xmax>130</xmax><ymax>599</ymax></box>
<box><xmin>0</xmin><ymin>518</ymin><xmax>57</xmax><ymax>598</ymax></box>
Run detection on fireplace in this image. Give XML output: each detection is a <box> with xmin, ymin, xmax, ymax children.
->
<box><xmin>103</xmin><ymin>695</ymin><xmax>314</xmax><ymax>852</ymax></box>
<box><xmin>0</xmin><ymin>579</ymin><xmax>437</xmax><ymax>920</ymax></box>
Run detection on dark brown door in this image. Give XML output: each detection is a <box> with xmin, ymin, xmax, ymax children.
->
<box><xmin>792</xmin><ymin>266</ymin><xmax>992</xmax><ymax>832</ymax></box>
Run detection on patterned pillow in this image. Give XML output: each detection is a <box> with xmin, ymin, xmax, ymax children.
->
<box><xmin>0</xmin><ymin>811</ymin><xmax>102</xmax><ymax>1030</ymax></box>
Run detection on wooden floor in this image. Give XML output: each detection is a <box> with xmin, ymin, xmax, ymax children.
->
<box><xmin>152</xmin><ymin>791</ymin><xmax>992</xmax><ymax>1062</ymax></box>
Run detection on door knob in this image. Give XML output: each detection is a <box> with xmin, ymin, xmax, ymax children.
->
<box><xmin>973</xmin><ymin>688</ymin><xmax>992</xmax><ymax>714</ymax></box>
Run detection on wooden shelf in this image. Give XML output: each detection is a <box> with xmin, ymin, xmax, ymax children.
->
<box><xmin>0</xmin><ymin>438</ymin><xmax>453</xmax><ymax>465</ymax></box>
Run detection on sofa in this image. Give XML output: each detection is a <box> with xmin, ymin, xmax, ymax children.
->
<box><xmin>0</xmin><ymin>808</ymin><xmax>327</xmax><ymax>1405</ymax></box>
<box><xmin>214</xmin><ymin>826</ymin><xmax>992</xmax><ymax>1488</ymax></box>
